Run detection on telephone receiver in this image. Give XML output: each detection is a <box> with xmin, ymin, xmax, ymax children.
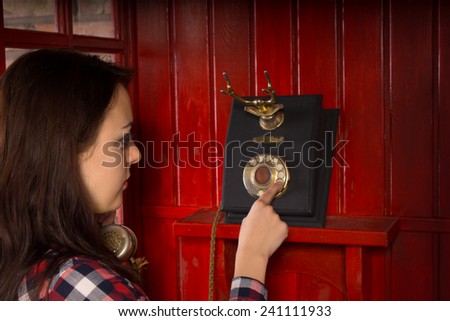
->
<box><xmin>100</xmin><ymin>224</ymin><xmax>137</xmax><ymax>262</ymax></box>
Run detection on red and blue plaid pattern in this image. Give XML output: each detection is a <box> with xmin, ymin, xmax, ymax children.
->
<box><xmin>18</xmin><ymin>252</ymin><xmax>148</xmax><ymax>301</ymax></box>
<box><xmin>18</xmin><ymin>251</ymin><xmax>266</xmax><ymax>300</ymax></box>
<box><xmin>229</xmin><ymin>277</ymin><xmax>267</xmax><ymax>301</ymax></box>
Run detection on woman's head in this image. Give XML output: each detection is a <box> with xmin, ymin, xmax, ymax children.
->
<box><xmin>0</xmin><ymin>48</ymin><xmax>140</xmax><ymax>299</ymax></box>
<box><xmin>79</xmin><ymin>83</ymin><xmax>141</xmax><ymax>213</ymax></box>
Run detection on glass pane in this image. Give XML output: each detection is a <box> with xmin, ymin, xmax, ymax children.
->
<box><xmin>89</xmin><ymin>52</ymin><xmax>116</xmax><ymax>63</ymax></box>
<box><xmin>5</xmin><ymin>48</ymin><xmax>33</xmax><ymax>69</ymax></box>
<box><xmin>2</xmin><ymin>0</ymin><xmax>57</xmax><ymax>32</ymax></box>
<box><xmin>5</xmin><ymin>49</ymin><xmax>116</xmax><ymax>70</ymax></box>
<box><xmin>72</xmin><ymin>0</ymin><xmax>115</xmax><ymax>38</ymax></box>
<box><xmin>91</xmin><ymin>53</ymin><xmax>116</xmax><ymax>63</ymax></box>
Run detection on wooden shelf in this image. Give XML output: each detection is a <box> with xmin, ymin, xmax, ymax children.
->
<box><xmin>175</xmin><ymin>208</ymin><xmax>400</xmax><ymax>247</ymax></box>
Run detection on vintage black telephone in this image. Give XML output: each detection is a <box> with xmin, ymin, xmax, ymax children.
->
<box><xmin>220</xmin><ymin>71</ymin><xmax>339</xmax><ymax>228</ymax></box>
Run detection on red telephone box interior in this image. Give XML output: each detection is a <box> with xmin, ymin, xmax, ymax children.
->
<box><xmin>2</xmin><ymin>0</ymin><xmax>449</xmax><ymax>300</ymax></box>
<box><xmin>130</xmin><ymin>0</ymin><xmax>450</xmax><ymax>300</ymax></box>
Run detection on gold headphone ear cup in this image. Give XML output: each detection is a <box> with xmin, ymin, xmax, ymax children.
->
<box><xmin>100</xmin><ymin>224</ymin><xmax>138</xmax><ymax>262</ymax></box>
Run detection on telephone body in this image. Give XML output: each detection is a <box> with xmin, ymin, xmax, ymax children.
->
<box><xmin>220</xmin><ymin>74</ymin><xmax>339</xmax><ymax>227</ymax></box>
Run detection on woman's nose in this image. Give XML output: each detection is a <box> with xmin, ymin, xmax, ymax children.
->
<box><xmin>126</xmin><ymin>143</ymin><xmax>141</xmax><ymax>166</ymax></box>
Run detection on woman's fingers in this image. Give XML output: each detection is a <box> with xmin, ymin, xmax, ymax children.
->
<box><xmin>258</xmin><ymin>181</ymin><xmax>283</xmax><ymax>205</ymax></box>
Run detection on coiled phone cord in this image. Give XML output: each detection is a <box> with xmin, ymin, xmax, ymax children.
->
<box><xmin>208</xmin><ymin>205</ymin><xmax>222</xmax><ymax>301</ymax></box>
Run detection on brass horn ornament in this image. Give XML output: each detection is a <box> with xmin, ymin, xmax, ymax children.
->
<box><xmin>220</xmin><ymin>71</ymin><xmax>284</xmax><ymax>130</ymax></box>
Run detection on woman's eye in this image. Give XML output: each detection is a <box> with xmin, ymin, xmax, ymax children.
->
<box><xmin>118</xmin><ymin>133</ymin><xmax>134</xmax><ymax>149</ymax></box>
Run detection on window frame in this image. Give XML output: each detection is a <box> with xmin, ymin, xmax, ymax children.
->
<box><xmin>0</xmin><ymin>0</ymin><xmax>138</xmax><ymax>224</ymax></box>
<box><xmin>0</xmin><ymin>0</ymin><xmax>135</xmax><ymax>71</ymax></box>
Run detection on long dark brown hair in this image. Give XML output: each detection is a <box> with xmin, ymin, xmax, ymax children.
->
<box><xmin>0</xmin><ymin>49</ymin><xmax>139</xmax><ymax>300</ymax></box>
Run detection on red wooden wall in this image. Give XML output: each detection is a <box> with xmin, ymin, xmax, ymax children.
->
<box><xmin>128</xmin><ymin>0</ymin><xmax>450</xmax><ymax>300</ymax></box>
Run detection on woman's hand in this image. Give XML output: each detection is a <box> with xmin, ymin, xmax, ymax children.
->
<box><xmin>234</xmin><ymin>182</ymin><xmax>289</xmax><ymax>283</ymax></box>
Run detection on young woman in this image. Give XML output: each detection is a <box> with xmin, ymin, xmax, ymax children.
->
<box><xmin>0</xmin><ymin>49</ymin><xmax>287</xmax><ymax>301</ymax></box>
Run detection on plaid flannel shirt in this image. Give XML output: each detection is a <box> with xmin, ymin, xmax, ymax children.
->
<box><xmin>18</xmin><ymin>251</ymin><xmax>148</xmax><ymax>301</ymax></box>
<box><xmin>18</xmin><ymin>250</ymin><xmax>266</xmax><ymax>301</ymax></box>
<box><xmin>229</xmin><ymin>277</ymin><xmax>268</xmax><ymax>300</ymax></box>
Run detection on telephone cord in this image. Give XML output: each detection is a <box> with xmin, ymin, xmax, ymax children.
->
<box><xmin>208</xmin><ymin>206</ymin><xmax>222</xmax><ymax>301</ymax></box>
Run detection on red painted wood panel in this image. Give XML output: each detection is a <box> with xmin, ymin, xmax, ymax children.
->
<box><xmin>135</xmin><ymin>0</ymin><xmax>178</xmax><ymax>300</ymax></box>
<box><xmin>254</xmin><ymin>0</ymin><xmax>294</xmax><ymax>94</ymax></box>
<box><xmin>440</xmin><ymin>234</ymin><xmax>450</xmax><ymax>299</ymax></box>
<box><xmin>172</xmin><ymin>0</ymin><xmax>213</xmax><ymax>207</ymax></box>
<box><xmin>297</xmin><ymin>0</ymin><xmax>338</xmax><ymax>107</ymax></box>
<box><xmin>140</xmin><ymin>206</ymin><xmax>201</xmax><ymax>300</ymax></box>
<box><xmin>135</xmin><ymin>0</ymin><xmax>175</xmax><ymax>206</ymax></box>
<box><xmin>178</xmin><ymin>237</ymin><xmax>211</xmax><ymax>300</ymax></box>
<box><xmin>438</xmin><ymin>0</ymin><xmax>450</xmax><ymax>301</ymax></box>
<box><xmin>131</xmin><ymin>0</ymin><xmax>450</xmax><ymax>300</ymax></box>
<box><xmin>345</xmin><ymin>246</ymin><xmax>364</xmax><ymax>300</ymax></box>
<box><xmin>439</xmin><ymin>0</ymin><xmax>450</xmax><ymax>218</ymax></box>
<box><xmin>266</xmin><ymin>244</ymin><xmax>347</xmax><ymax>300</ymax></box>
<box><xmin>141</xmin><ymin>216</ymin><xmax>180</xmax><ymax>300</ymax></box>
<box><xmin>266</xmin><ymin>273</ymin><xmax>345</xmax><ymax>300</ymax></box>
<box><xmin>341</xmin><ymin>0</ymin><xmax>385</xmax><ymax>215</ymax></box>
<box><xmin>390</xmin><ymin>0</ymin><xmax>434</xmax><ymax>217</ymax></box>
<box><xmin>265</xmin><ymin>274</ymin><xmax>299</xmax><ymax>299</ymax></box>
<box><xmin>362</xmin><ymin>248</ymin><xmax>391</xmax><ymax>300</ymax></box>
<box><xmin>297</xmin><ymin>0</ymin><xmax>341</xmax><ymax>215</ymax></box>
<box><xmin>212</xmin><ymin>0</ymin><xmax>252</xmax><ymax>205</ymax></box>
<box><xmin>175</xmin><ymin>210</ymin><xmax>397</xmax><ymax>300</ymax></box>
<box><xmin>391</xmin><ymin>232</ymin><xmax>434</xmax><ymax>300</ymax></box>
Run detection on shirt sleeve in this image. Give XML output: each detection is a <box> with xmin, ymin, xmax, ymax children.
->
<box><xmin>229</xmin><ymin>276</ymin><xmax>268</xmax><ymax>301</ymax></box>
<box><xmin>48</xmin><ymin>257</ymin><xmax>148</xmax><ymax>301</ymax></box>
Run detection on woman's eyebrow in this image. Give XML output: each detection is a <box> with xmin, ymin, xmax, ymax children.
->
<box><xmin>121</xmin><ymin>122</ymin><xmax>133</xmax><ymax>129</ymax></box>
